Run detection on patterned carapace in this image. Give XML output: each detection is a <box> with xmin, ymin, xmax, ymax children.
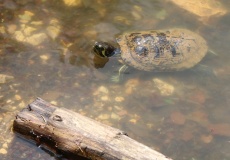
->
<box><xmin>117</xmin><ymin>28</ymin><xmax>207</xmax><ymax>71</ymax></box>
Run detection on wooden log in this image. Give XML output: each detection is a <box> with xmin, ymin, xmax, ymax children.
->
<box><xmin>13</xmin><ymin>98</ymin><xmax>172</xmax><ymax>160</ymax></box>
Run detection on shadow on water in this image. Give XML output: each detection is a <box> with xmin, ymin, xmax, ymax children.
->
<box><xmin>7</xmin><ymin>136</ymin><xmax>89</xmax><ymax>160</ymax></box>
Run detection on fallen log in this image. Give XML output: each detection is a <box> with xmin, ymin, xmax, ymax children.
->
<box><xmin>13</xmin><ymin>98</ymin><xmax>172</xmax><ymax>160</ymax></box>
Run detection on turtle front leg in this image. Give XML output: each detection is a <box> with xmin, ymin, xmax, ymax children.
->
<box><xmin>111</xmin><ymin>65</ymin><xmax>129</xmax><ymax>83</ymax></box>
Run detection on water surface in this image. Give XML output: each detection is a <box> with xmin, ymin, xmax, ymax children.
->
<box><xmin>0</xmin><ymin>0</ymin><xmax>230</xmax><ymax>160</ymax></box>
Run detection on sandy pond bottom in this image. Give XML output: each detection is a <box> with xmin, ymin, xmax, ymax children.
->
<box><xmin>0</xmin><ymin>0</ymin><xmax>230</xmax><ymax>160</ymax></box>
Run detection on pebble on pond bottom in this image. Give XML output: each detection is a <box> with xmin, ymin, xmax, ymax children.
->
<box><xmin>0</xmin><ymin>148</ymin><xmax>7</xmax><ymax>155</ymax></box>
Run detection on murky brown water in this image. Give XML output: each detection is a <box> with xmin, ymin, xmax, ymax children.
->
<box><xmin>1</xmin><ymin>0</ymin><xmax>230</xmax><ymax>160</ymax></box>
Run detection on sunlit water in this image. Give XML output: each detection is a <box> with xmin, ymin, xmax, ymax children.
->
<box><xmin>0</xmin><ymin>0</ymin><xmax>230</xmax><ymax>160</ymax></box>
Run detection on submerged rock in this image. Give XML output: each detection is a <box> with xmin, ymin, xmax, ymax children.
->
<box><xmin>171</xmin><ymin>0</ymin><xmax>227</xmax><ymax>18</ymax></box>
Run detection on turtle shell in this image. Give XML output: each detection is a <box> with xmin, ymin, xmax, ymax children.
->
<box><xmin>117</xmin><ymin>28</ymin><xmax>208</xmax><ymax>71</ymax></box>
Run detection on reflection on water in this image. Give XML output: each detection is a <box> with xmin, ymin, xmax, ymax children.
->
<box><xmin>0</xmin><ymin>0</ymin><xmax>230</xmax><ymax>159</ymax></box>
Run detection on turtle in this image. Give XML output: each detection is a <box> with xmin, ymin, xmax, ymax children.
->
<box><xmin>93</xmin><ymin>28</ymin><xmax>208</xmax><ymax>82</ymax></box>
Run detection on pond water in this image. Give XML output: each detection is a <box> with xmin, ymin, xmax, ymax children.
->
<box><xmin>1</xmin><ymin>0</ymin><xmax>230</xmax><ymax>160</ymax></box>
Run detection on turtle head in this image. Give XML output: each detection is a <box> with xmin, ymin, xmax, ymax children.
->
<box><xmin>93</xmin><ymin>41</ymin><xmax>117</xmax><ymax>57</ymax></box>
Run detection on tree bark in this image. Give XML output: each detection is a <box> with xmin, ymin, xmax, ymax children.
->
<box><xmin>13</xmin><ymin>97</ymin><xmax>172</xmax><ymax>160</ymax></box>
